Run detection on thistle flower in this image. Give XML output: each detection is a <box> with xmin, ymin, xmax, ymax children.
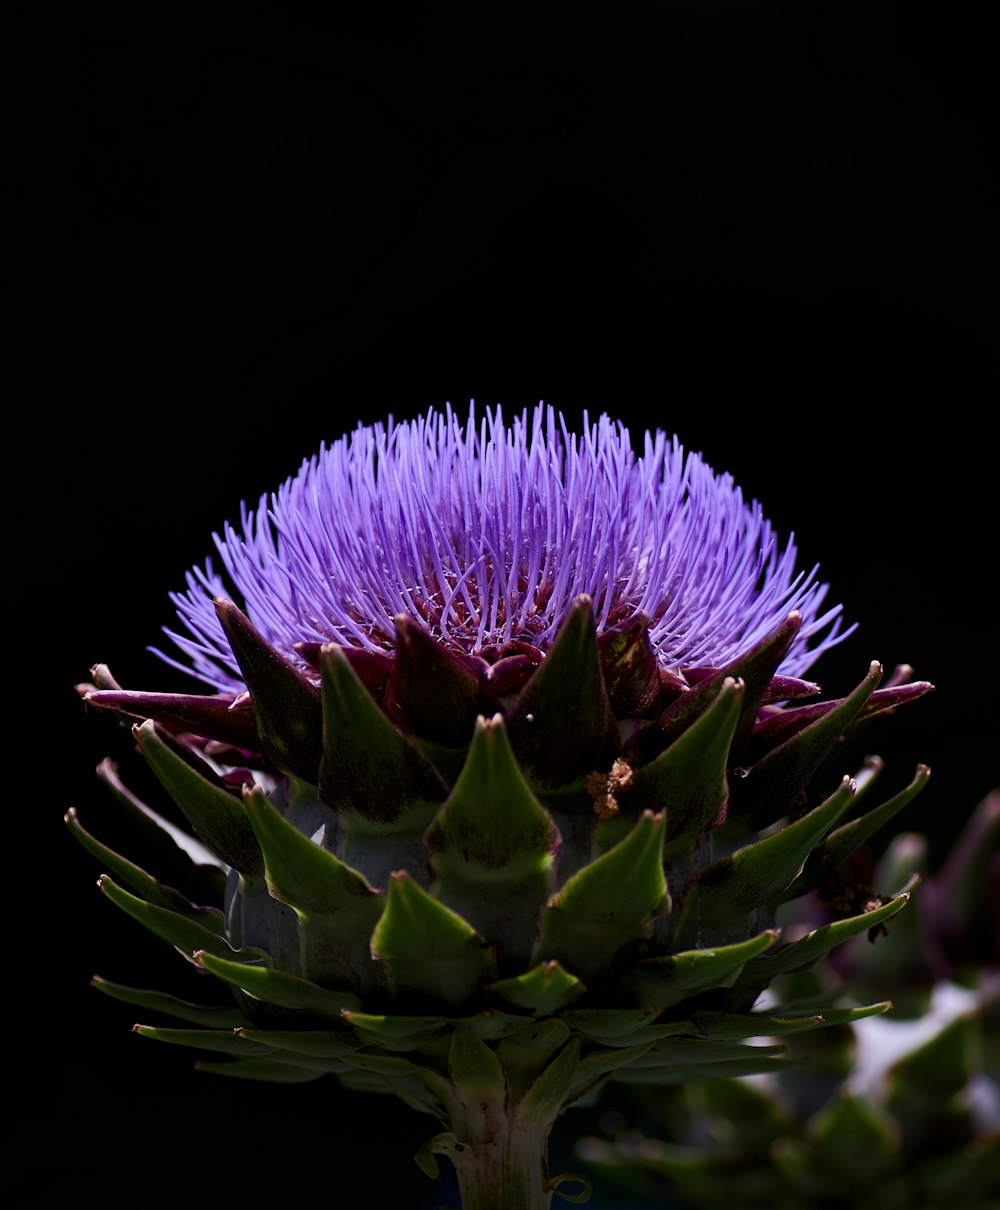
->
<box><xmin>72</xmin><ymin>402</ymin><xmax>933</xmax><ymax>1210</ymax></box>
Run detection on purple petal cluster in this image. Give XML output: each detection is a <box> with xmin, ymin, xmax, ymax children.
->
<box><xmin>155</xmin><ymin>402</ymin><xmax>852</xmax><ymax>692</ymax></box>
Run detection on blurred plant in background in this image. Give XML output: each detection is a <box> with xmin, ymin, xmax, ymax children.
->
<box><xmin>577</xmin><ymin>789</ymin><xmax>999</xmax><ymax>1209</ymax></box>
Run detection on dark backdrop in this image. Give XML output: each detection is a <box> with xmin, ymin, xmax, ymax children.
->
<box><xmin>18</xmin><ymin>5</ymin><xmax>996</xmax><ymax>1207</ymax></box>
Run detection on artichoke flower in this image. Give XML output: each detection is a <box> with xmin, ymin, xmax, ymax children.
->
<box><xmin>71</xmin><ymin>403</ymin><xmax>932</xmax><ymax>1209</ymax></box>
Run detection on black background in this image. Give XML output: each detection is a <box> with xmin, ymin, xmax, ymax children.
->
<box><xmin>18</xmin><ymin>4</ymin><xmax>996</xmax><ymax>1207</ymax></box>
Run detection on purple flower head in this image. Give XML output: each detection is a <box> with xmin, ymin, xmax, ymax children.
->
<box><xmin>154</xmin><ymin>402</ymin><xmax>852</xmax><ymax>694</ymax></box>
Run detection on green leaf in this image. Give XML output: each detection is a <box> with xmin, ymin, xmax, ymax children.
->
<box><xmin>89</xmin><ymin>976</ymin><xmax>248</xmax><ymax>1028</ymax></box>
<box><xmin>370</xmin><ymin>871</ymin><xmax>497</xmax><ymax>1008</ymax></box>
<box><xmin>627</xmin><ymin>676</ymin><xmax>743</xmax><ymax>848</ymax></box>
<box><xmin>729</xmin><ymin>661</ymin><xmax>883</xmax><ymax>831</ymax></box>
<box><xmin>619</xmin><ymin>929</ymin><xmax>779</xmax><ymax>1008</ymax></box>
<box><xmin>318</xmin><ymin>644</ymin><xmax>447</xmax><ymax>886</ymax></box>
<box><xmin>675</xmin><ymin>775</ymin><xmax>858</xmax><ymax>947</ymax></box>
<box><xmin>132</xmin><ymin>719</ymin><xmax>263</xmax><ymax>874</ymax></box>
<box><xmin>242</xmin><ymin>783</ymin><xmax>385</xmax><ymax>995</ymax></box>
<box><xmin>193</xmin><ymin>949</ymin><xmax>361</xmax><ymax>1020</ymax></box>
<box><xmin>427</xmin><ymin>714</ymin><xmax>558</xmax><ymax>971</ymax></box>
<box><xmin>534</xmin><ymin>810</ymin><xmax>668</xmax><ymax>988</ymax></box>
<box><xmin>486</xmin><ymin>961</ymin><xmax>586</xmax><ymax>1015</ymax></box>
<box><xmin>506</xmin><ymin>595</ymin><xmax>621</xmax><ymax>789</ymax></box>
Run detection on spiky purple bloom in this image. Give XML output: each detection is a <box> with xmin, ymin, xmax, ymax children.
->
<box><xmin>155</xmin><ymin>402</ymin><xmax>851</xmax><ymax>693</ymax></box>
<box><xmin>73</xmin><ymin>400</ymin><xmax>936</xmax><ymax>1210</ymax></box>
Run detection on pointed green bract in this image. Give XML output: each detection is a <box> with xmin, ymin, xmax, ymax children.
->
<box><xmin>627</xmin><ymin>677</ymin><xmax>743</xmax><ymax>847</ymax></box>
<box><xmin>93</xmin><ymin>757</ymin><xmax>228</xmax><ymax>901</ymax></box>
<box><xmin>627</xmin><ymin>1037</ymin><xmax>787</xmax><ymax>1068</ymax></box>
<box><xmin>319</xmin><ymin>644</ymin><xmax>446</xmax><ymax>885</ymax></box>
<box><xmin>448</xmin><ymin>1030</ymin><xmax>506</xmax><ymax>1101</ymax></box>
<box><xmin>534</xmin><ymin>811</ymin><xmax>669</xmax><ymax>988</ymax></box>
<box><xmin>649</xmin><ymin>612</ymin><xmax>802</xmax><ymax>759</ymax></box>
<box><xmin>569</xmin><ymin>1041</ymin><xmax>659</xmax><ymax>1103</ymax></box>
<box><xmin>515</xmin><ymin>1037</ymin><xmax>582</xmax><ymax>1127</ymax></box>
<box><xmin>342</xmin><ymin>1012</ymin><xmax>451</xmax><ymax>1050</ymax></box>
<box><xmin>132</xmin><ymin>719</ymin><xmax>264</xmax><ymax>875</ymax></box>
<box><xmin>427</xmin><ymin>715</ymin><xmax>558</xmax><ymax>868</ymax></box>
<box><xmin>561</xmin><ymin>1005</ymin><xmax>662</xmax><ymax>1041</ymax></box>
<box><xmin>734</xmin><ymin>891</ymin><xmax>912</xmax><ymax>989</ymax></box>
<box><xmin>562</xmin><ymin>1009</ymin><xmax>693</xmax><ymax>1047</ymax></box>
<box><xmin>236</xmin><ymin>1029</ymin><xmax>363</xmax><ymax>1060</ymax></box>
<box><xmin>620</xmin><ymin>929</ymin><xmax>779</xmax><ymax>1007</ymax></box>
<box><xmin>427</xmin><ymin>714</ymin><xmax>558</xmax><ymax>971</ymax></box>
<box><xmin>215</xmin><ymin>598</ymin><xmax>324</xmax><ymax>781</ymax></box>
<box><xmin>781</xmin><ymin>763</ymin><xmax>931</xmax><ymax>902</ymax></box>
<box><xmin>486</xmin><ymin>961</ymin><xmax>586</xmax><ymax>1015</ymax></box>
<box><xmin>339</xmin><ymin>1049</ymin><xmax>454</xmax><ymax>1119</ymax></box>
<box><xmin>684</xmin><ymin>1001</ymin><xmax>892</xmax><ymax>1040</ymax></box>
<box><xmin>97</xmin><ymin>875</ymin><xmax>245</xmax><ymax>963</ymax></box>
<box><xmin>66</xmin><ymin>807</ymin><xmax>223</xmax><ymax>920</ymax></box>
<box><xmin>90</xmin><ymin>976</ymin><xmax>248</xmax><ymax>1028</ymax></box>
<box><xmin>676</xmin><ymin>775</ymin><xmax>858</xmax><ymax>947</ymax></box>
<box><xmin>242</xmin><ymin>783</ymin><xmax>385</xmax><ymax>994</ymax></box>
<box><xmin>506</xmin><ymin>595</ymin><xmax>621</xmax><ymax>789</ymax></box>
<box><xmin>134</xmin><ymin>1024</ymin><xmax>277</xmax><ymax>1057</ymax></box>
<box><xmin>730</xmin><ymin>661</ymin><xmax>883</xmax><ymax>831</ymax></box>
<box><xmin>370</xmin><ymin>871</ymin><xmax>497</xmax><ymax>1008</ymax></box>
<box><xmin>193</xmin><ymin>949</ymin><xmax>362</xmax><ymax>1019</ymax></box>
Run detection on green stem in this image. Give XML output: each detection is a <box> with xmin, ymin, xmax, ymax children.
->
<box><xmin>415</xmin><ymin>1030</ymin><xmax>589</xmax><ymax>1208</ymax></box>
<box><xmin>448</xmin><ymin>1110</ymin><xmax>555</xmax><ymax>1210</ymax></box>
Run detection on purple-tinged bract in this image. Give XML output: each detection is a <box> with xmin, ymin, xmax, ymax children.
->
<box><xmin>155</xmin><ymin>402</ymin><xmax>851</xmax><ymax>693</ymax></box>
